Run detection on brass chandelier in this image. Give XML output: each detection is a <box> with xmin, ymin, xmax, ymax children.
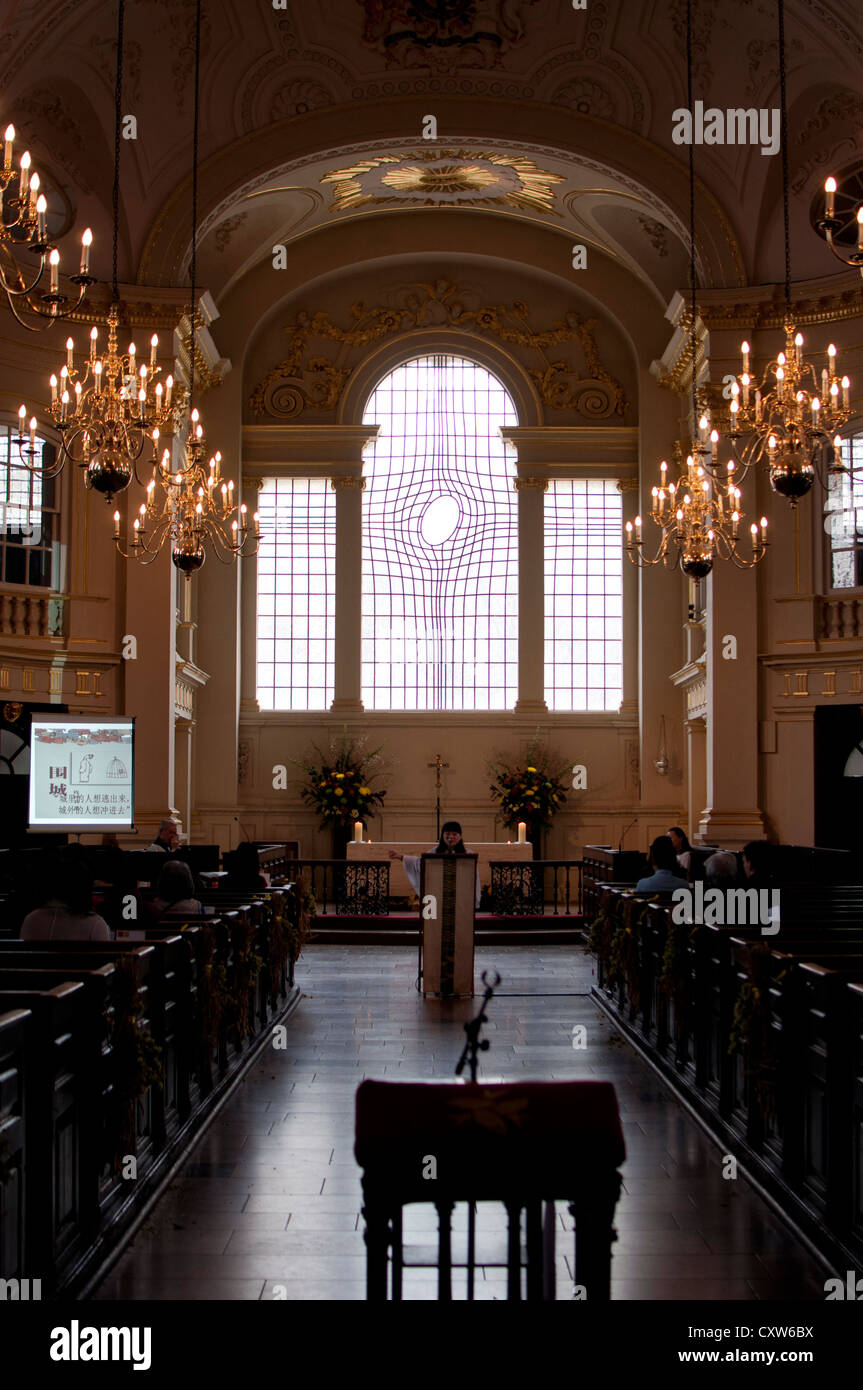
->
<box><xmin>625</xmin><ymin>0</ymin><xmax>767</xmax><ymax>576</ymax></box>
<box><xmin>0</xmin><ymin>124</ymin><xmax>94</xmax><ymax>329</ymax></box>
<box><xmin>113</xmin><ymin>0</ymin><xmax>258</xmax><ymax>579</ymax></box>
<box><xmin>14</xmin><ymin>0</ymin><xmax>175</xmax><ymax>497</ymax></box>
<box><xmin>725</xmin><ymin>0</ymin><xmax>851</xmax><ymax>505</ymax></box>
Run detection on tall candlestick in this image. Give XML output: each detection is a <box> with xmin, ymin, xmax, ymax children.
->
<box><xmin>825</xmin><ymin>176</ymin><xmax>836</xmax><ymax>219</ymax></box>
<box><xmin>354</xmin><ymin>821</ymin><xmax>363</xmax><ymax>843</ymax></box>
<box><xmin>3</xmin><ymin>124</ymin><xmax>13</xmax><ymax>172</ymax></box>
<box><xmin>517</xmin><ymin>821</ymin><xmax>526</xmax><ymax>844</ymax></box>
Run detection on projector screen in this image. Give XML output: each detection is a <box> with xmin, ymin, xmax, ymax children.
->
<box><xmin>28</xmin><ymin>716</ymin><xmax>135</xmax><ymax>831</ymax></box>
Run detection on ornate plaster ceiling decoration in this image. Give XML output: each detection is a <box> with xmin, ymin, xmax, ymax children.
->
<box><xmin>357</xmin><ymin>0</ymin><xmax>541</xmax><ymax>70</ymax></box>
<box><xmin>249</xmin><ymin>277</ymin><xmax>627</xmax><ymax>422</ymax></box>
<box><xmin>322</xmin><ymin>149</ymin><xmax>563</xmax><ymax>212</ymax></box>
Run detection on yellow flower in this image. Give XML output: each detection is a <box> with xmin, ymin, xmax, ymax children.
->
<box><xmin>359</xmin><ymin>785</ymin><xmax>371</xmax><ymax>795</ymax></box>
<box><xmin>334</xmin><ymin>789</ymin><xmax>344</xmax><ymax>797</ymax></box>
<box><xmin>335</xmin><ymin>772</ymin><xmax>345</xmax><ymax>779</ymax></box>
<box><xmin>526</xmin><ymin>766</ymin><xmax>537</xmax><ymax>773</ymax></box>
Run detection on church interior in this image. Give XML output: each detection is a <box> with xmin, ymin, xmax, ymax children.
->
<box><xmin>2</xmin><ymin>0</ymin><xmax>863</xmax><ymax>1334</ymax></box>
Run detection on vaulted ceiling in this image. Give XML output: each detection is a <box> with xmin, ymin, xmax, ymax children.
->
<box><xmin>1</xmin><ymin>0</ymin><xmax>861</xmax><ymax>313</ymax></box>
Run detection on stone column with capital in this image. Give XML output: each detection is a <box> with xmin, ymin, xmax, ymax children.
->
<box><xmin>698</xmin><ymin>559</ymin><xmax>764</xmax><ymax>846</ymax></box>
<box><xmin>513</xmin><ymin>475</ymin><xmax>548</xmax><ymax>712</ymax></box>
<box><xmin>330</xmin><ymin>475</ymin><xmax>365</xmax><ymax>711</ymax></box>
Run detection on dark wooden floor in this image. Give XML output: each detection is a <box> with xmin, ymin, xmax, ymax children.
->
<box><xmin>92</xmin><ymin>944</ymin><xmax>829</xmax><ymax>1301</ymax></box>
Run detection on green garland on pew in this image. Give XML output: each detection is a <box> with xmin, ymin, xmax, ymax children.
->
<box><xmin>105</xmin><ymin>954</ymin><xmax>164</xmax><ymax>1172</ymax></box>
<box><xmin>728</xmin><ymin>944</ymin><xmax>784</xmax><ymax>1125</ymax></box>
<box><xmin>224</xmin><ymin>933</ymin><xmax>263</xmax><ymax>1044</ymax></box>
<box><xmin>586</xmin><ymin>910</ymin><xmax>613</xmax><ymax>968</ymax></box>
<box><xmin>659</xmin><ymin>918</ymin><xmax>700</xmax><ymax>1043</ymax></box>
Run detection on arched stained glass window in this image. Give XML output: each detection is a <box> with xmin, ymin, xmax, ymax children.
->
<box><xmin>361</xmin><ymin>355</ymin><xmax>518</xmax><ymax>710</ymax></box>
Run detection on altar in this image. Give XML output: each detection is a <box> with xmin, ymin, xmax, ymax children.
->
<box><xmin>347</xmin><ymin>840</ymin><xmax>533</xmax><ymax>898</ymax></box>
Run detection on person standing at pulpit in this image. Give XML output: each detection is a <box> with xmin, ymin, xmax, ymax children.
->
<box><xmin>390</xmin><ymin>822</ymin><xmax>481</xmax><ymax>907</ymax></box>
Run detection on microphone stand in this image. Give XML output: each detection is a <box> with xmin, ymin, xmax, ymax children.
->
<box><xmin>455</xmin><ymin>969</ymin><xmax>500</xmax><ymax>1299</ymax></box>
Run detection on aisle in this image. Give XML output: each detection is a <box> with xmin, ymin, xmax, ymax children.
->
<box><xmin>92</xmin><ymin>944</ymin><xmax>828</xmax><ymax>1301</ymax></box>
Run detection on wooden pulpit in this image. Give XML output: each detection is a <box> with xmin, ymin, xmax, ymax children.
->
<box><xmin>419</xmin><ymin>853</ymin><xmax>477</xmax><ymax>998</ymax></box>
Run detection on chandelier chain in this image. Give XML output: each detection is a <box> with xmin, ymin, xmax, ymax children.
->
<box><xmin>686</xmin><ymin>0</ymin><xmax>697</xmax><ymax>423</ymax></box>
<box><xmin>111</xmin><ymin>0</ymin><xmax>125</xmax><ymax>304</ymax></box>
<box><xmin>778</xmin><ymin>0</ymin><xmax>791</xmax><ymax>312</ymax></box>
<box><xmin>189</xmin><ymin>0</ymin><xmax>202</xmax><ymax>413</ymax></box>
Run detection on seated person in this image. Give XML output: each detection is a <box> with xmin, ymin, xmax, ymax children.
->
<box><xmin>668</xmin><ymin>826</ymin><xmax>692</xmax><ymax>876</ymax></box>
<box><xmin>150</xmin><ymin>860</ymin><xmax>202</xmax><ymax>917</ymax></box>
<box><xmin>390</xmin><ymin>821</ymin><xmax>482</xmax><ymax>909</ymax></box>
<box><xmin>223</xmin><ymin>840</ymin><xmax>269</xmax><ymax>894</ymax></box>
<box><xmin>145</xmin><ymin>818</ymin><xmax>181</xmax><ymax>853</ymax></box>
<box><xmin>634</xmin><ymin>835</ymin><xmax>690</xmax><ymax>893</ymax></box>
<box><xmin>704</xmin><ymin>850</ymin><xmax>741</xmax><ymax>887</ymax></box>
<box><xmin>20</xmin><ymin>856</ymin><xmax>112</xmax><ymax>941</ymax></box>
<box><xmin>741</xmin><ymin>839</ymin><xmax>775</xmax><ymax>888</ymax></box>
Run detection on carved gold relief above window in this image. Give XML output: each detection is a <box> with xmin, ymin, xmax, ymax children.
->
<box><xmin>249</xmin><ymin>278</ymin><xmax>627</xmax><ymax>422</ymax></box>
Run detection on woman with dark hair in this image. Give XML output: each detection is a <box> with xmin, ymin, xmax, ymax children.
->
<box><xmin>390</xmin><ymin>821</ymin><xmax>480</xmax><ymax>906</ymax></box>
<box><xmin>152</xmin><ymin>860</ymin><xmax>202</xmax><ymax>916</ymax></box>
<box><xmin>668</xmin><ymin>826</ymin><xmax>692</xmax><ymax>876</ymax></box>
<box><xmin>434</xmin><ymin>821</ymin><xmax>467</xmax><ymax>854</ymax></box>
<box><xmin>20</xmin><ymin>856</ymin><xmax>112</xmax><ymax>941</ymax></box>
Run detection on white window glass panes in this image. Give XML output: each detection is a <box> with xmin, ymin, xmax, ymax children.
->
<box><xmin>544</xmin><ymin>479</ymin><xmax>624</xmax><ymax>711</ymax></box>
<box><xmin>0</xmin><ymin>425</ymin><xmax>59</xmax><ymax>588</ymax></box>
<box><xmin>361</xmin><ymin>355</ymin><xmax>518</xmax><ymax>710</ymax></box>
<box><xmin>826</xmin><ymin>435</ymin><xmax>863</xmax><ymax>589</ymax></box>
<box><xmin>255</xmin><ymin>478</ymin><xmax>335</xmax><ymax>709</ymax></box>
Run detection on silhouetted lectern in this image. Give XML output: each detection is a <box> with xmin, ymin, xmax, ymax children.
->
<box><xmin>419</xmin><ymin>852</ymin><xmax>477</xmax><ymax>998</ymax></box>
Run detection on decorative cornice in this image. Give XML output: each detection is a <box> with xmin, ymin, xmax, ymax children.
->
<box><xmin>501</xmin><ymin>425</ymin><xmax>638</xmax><ymax>467</ymax></box>
<box><xmin>513</xmin><ymin>477</ymin><xmax>548</xmax><ymax>491</ymax></box>
<box><xmin>330</xmin><ymin>475</ymin><xmax>366</xmax><ymax>490</ymax></box>
<box><xmin>249</xmin><ymin>279</ymin><xmax>627</xmax><ymax>422</ymax></box>
<box><xmin>242</xmin><ymin>424</ymin><xmax>379</xmax><ymax>473</ymax></box>
<box><xmin>616</xmin><ymin>477</ymin><xmax>638</xmax><ymax>493</ymax></box>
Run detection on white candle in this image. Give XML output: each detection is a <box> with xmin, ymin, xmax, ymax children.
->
<box><xmin>518</xmin><ymin>821</ymin><xmax>526</xmax><ymax>843</ymax></box>
<box><xmin>354</xmin><ymin>821</ymin><xmax>363</xmax><ymax>843</ymax></box>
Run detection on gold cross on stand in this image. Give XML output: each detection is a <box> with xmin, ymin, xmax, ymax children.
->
<box><xmin>428</xmin><ymin>752</ymin><xmax>450</xmax><ymax>839</ymax></box>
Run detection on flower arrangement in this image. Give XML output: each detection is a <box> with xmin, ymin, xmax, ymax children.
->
<box><xmin>296</xmin><ymin>728</ymin><xmax>387</xmax><ymax>829</ymax></box>
<box><xmin>488</xmin><ymin>732</ymin><xmax>571</xmax><ymax>830</ymax></box>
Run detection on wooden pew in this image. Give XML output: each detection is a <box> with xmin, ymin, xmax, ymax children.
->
<box><xmin>0</xmin><ymin>964</ymin><xmax>118</xmax><ymax>1237</ymax></box>
<box><xmin>0</xmin><ymin>934</ymin><xmax>193</xmax><ymax>1136</ymax></box>
<box><xmin>0</xmin><ymin>983</ymin><xmax>89</xmax><ymax>1288</ymax></box>
<box><xmin>0</xmin><ymin>1007</ymin><xmax>29</xmax><ymax>1278</ymax></box>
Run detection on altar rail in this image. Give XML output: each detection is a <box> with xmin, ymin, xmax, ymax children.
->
<box><xmin>489</xmin><ymin>861</ymin><xmax>582</xmax><ymax>916</ymax></box>
<box><xmin>269</xmin><ymin>859</ymin><xmax>583</xmax><ymax>918</ymax></box>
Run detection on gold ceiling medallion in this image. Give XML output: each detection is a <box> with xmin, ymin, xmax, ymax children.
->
<box><xmin>322</xmin><ymin>151</ymin><xmax>564</xmax><ymax>214</ymax></box>
<box><xmin>249</xmin><ymin>279</ymin><xmax>627</xmax><ymax>421</ymax></box>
